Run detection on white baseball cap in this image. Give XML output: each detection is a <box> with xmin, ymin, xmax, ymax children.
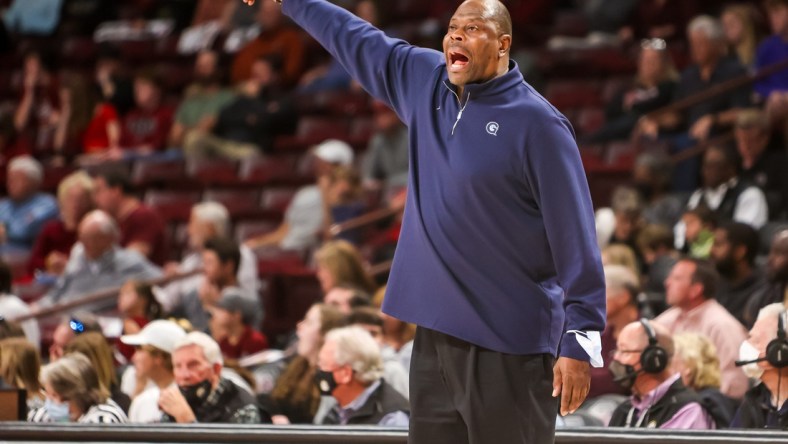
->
<box><xmin>120</xmin><ymin>320</ymin><xmax>186</xmax><ymax>354</ymax></box>
<box><xmin>313</xmin><ymin>139</ymin><xmax>354</xmax><ymax>166</ymax></box>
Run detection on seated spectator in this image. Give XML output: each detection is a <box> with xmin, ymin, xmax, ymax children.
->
<box><xmin>64</xmin><ymin>332</ymin><xmax>131</xmax><ymax>413</ymax></box>
<box><xmin>170</xmin><ymin>237</ymin><xmax>260</xmax><ymax>333</ymax></box>
<box><xmin>160</xmin><ymin>202</ymin><xmax>259</xmax><ymax>313</ymax></box>
<box><xmin>595</xmin><ymin>186</ymin><xmax>645</xmax><ymax>258</ymax></box>
<box><xmin>0</xmin><ymin>156</ymin><xmax>58</xmax><ymax>252</ymax></box>
<box><xmin>120</xmin><ymin>320</ymin><xmax>186</xmax><ymax>422</ymax></box>
<box><xmin>710</xmin><ymin>222</ymin><xmax>767</xmax><ymax>325</ymax></box>
<box><xmin>678</xmin><ymin>206</ymin><xmax>717</xmax><ymax>259</ymax></box>
<box><xmin>28</xmin><ymin>171</ymin><xmax>94</xmax><ymax>277</ymax></box>
<box><xmin>672</xmin><ymin>332</ymin><xmax>738</xmax><ymax>428</ymax></box>
<box><xmin>169</xmin><ymin>50</ymin><xmax>236</xmax><ymax>149</ymax></box>
<box><xmin>636</xmin><ymin>223</ymin><xmax>679</xmax><ymax>297</ymax></box>
<box><xmin>320</xmin><ymin>166</ymin><xmax>367</xmax><ymax>245</ymax></box>
<box><xmin>0</xmin><ymin>261</ymin><xmax>39</xmax><ymax>348</ymax></box>
<box><xmin>590</xmin><ymin>265</ymin><xmax>641</xmax><ymax>400</ymax></box>
<box><xmin>732</xmin><ymin>303</ymin><xmax>788</xmax><ymax>429</ymax></box>
<box><xmin>2</xmin><ymin>0</ymin><xmax>63</xmax><ymax>35</ymax></box>
<box><xmin>187</xmin><ymin>55</ymin><xmax>295</xmax><ymax>159</ymax></box>
<box><xmin>754</xmin><ymin>0</ymin><xmax>788</xmax><ymax>111</ymax></box>
<box><xmin>362</xmin><ymin>101</ymin><xmax>409</xmax><ymax>203</ymax></box>
<box><xmin>10</xmin><ymin>51</ymin><xmax>61</xmax><ymax>156</ymax></box>
<box><xmin>742</xmin><ymin>229</ymin><xmax>788</xmax><ymax>328</ymax></box>
<box><xmin>0</xmin><ymin>338</ymin><xmax>45</xmax><ymax>415</ymax></box>
<box><xmin>264</xmin><ymin>303</ymin><xmax>344</xmax><ymax>424</ymax></box>
<box><xmin>345</xmin><ymin>307</ymin><xmax>409</xmax><ymax>399</ymax></box>
<box><xmin>48</xmin><ymin>312</ymin><xmax>101</xmax><ymax>362</ymax></box>
<box><xmin>639</xmin><ymin>16</ymin><xmax>751</xmax><ymax>191</ymax></box>
<box><xmin>721</xmin><ymin>4</ymin><xmax>762</xmax><ymax>68</ymax></box>
<box><xmin>631</xmin><ymin>151</ymin><xmax>684</xmax><ymax>227</ymax></box>
<box><xmin>682</xmin><ymin>144</ymin><xmax>769</xmax><ymax>239</ymax></box>
<box><xmin>94</xmin><ymin>46</ymin><xmax>134</xmax><ymax>116</ymax></box>
<box><xmin>209</xmin><ymin>290</ymin><xmax>269</xmax><ymax>360</ymax></box>
<box><xmin>586</xmin><ymin>39</ymin><xmax>678</xmax><ymax>144</ymax></box>
<box><xmin>734</xmin><ymin>109</ymin><xmax>788</xmax><ymax>219</ymax></box>
<box><xmin>31</xmin><ymin>353</ymin><xmax>128</xmax><ymax>423</ymax></box>
<box><xmin>93</xmin><ymin>170</ymin><xmax>168</xmax><ymax>265</ymax></box>
<box><xmin>315</xmin><ymin>240</ymin><xmax>377</xmax><ymax>296</ymax></box>
<box><xmin>231</xmin><ymin>1</ymin><xmax>304</xmax><ymax>88</ymax></box>
<box><xmin>79</xmin><ymin>95</ymin><xmax>121</xmax><ymax>161</ymax></box>
<box><xmin>159</xmin><ymin>331</ymin><xmax>265</xmax><ymax>423</ymax></box>
<box><xmin>316</xmin><ymin>326</ymin><xmax>409</xmax><ymax>426</ymax></box>
<box><xmin>39</xmin><ymin>210</ymin><xmax>162</xmax><ymax>311</ymax></box>
<box><xmin>117</xmin><ymin>280</ymin><xmax>165</xmax><ymax>363</ymax></box>
<box><xmin>655</xmin><ymin>258</ymin><xmax>749</xmax><ymax>399</ymax></box>
<box><xmin>245</xmin><ymin>140</ymin><xmax>355</xmax><ymax>253</ymax></box>
<box><xmin>120</xmin><ymin>71</ymin><xmax>175</xmax><ymax>155</ymax></box>
<box><xmin>372</xmin><ymin>286</ymin><xmax>415</xmax><ymax>375</ymax></box>
<box><xmin>608</xmin><ymin>320</ymin><xmax>714</xmax><ymax>429</ymax></box>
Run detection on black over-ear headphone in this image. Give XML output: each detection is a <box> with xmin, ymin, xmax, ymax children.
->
<box><xmin>639</xmin><ymin>318</ymin><xmax>669</xmax><ymax>374</ymax></box>
<box><xmin>766</xmin><ymin>310</ymin><xmax>788</xmax><ymax>368</ymax></box>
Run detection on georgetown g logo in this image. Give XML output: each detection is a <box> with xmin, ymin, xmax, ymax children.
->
<box><xmin>486</xmin><ymin>121</ymin><xmax>499</xmax><ymax>136</ymax></box>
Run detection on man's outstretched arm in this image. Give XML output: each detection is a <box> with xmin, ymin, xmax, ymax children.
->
<box><xmin>242</xmin><ymin>0</ymin><xmax>443</xmax><ymax>122</ymax></box>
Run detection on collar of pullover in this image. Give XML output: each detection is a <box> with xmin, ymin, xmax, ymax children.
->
<box><xmin>443</xmin><ymin>60</ymin><xmax>524</xmax><ymax>99</ymax></box>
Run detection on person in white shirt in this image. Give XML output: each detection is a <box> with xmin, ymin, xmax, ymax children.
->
<box><xmin>120</xmin><ymin>320</ymin><xmax>186</xmax><ymax>422</ymax></box>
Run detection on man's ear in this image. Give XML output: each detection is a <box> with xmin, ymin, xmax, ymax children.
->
<box><xmin>498</xmin><ymin>34</ymin><xmax>512</xmax><ymax>57</ymax></box>
<box><xmin>336</xmin><ymin>365</ymin><xmax>354</xmax><ymax>385</ymax></box>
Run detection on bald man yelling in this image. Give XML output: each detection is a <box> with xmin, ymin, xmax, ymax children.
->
<box><xmin>240</xmin><ymin>0</ymin><xmax>606</xmax><ymax>442</ymax></box>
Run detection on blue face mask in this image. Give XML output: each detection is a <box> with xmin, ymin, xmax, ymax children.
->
<box><xmin>45</xmin><ymin>398</ymin><xmax>71</xmax><ymax>422</ymax></box>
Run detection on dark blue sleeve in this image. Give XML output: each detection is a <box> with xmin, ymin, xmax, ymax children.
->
<box><xmin>523</xmin><ymin>115</ymin><xmax>606</xmax><ymax>362</ymax></box>
<box><xmin>281</xmin><ymin>0</ymin><xmax>444</xmax><ymax>122</ymax></box>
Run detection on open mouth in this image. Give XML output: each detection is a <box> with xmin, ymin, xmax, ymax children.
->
<box><xmin>449</xmin><ymin>51</ymin><xmax>469</xmax><ymax>72</ymax></box>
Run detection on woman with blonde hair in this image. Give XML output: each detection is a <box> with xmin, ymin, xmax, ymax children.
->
<box><xmin>264</xmin><ymin>303</ymin><xmax>345</xmax><ymax>424</ymax></box>
<box><xmin>721</xmin><ymin>4</ymin><xmax>762</xmax><ymax>67</ymax></box>
<box><xmin>313</xmin><ymin>240</ymin><xmax>376</xmax><ymax>294</ymax></box>
<box><xmin>373</xmin><ymin>285</ymin><xmax>415</xmax><ymax>372</ymax></box>
<box><xmin>601</xmin><ymin>244</ymin><xmax>641</xmax><ymax>285</ymax></box>
<box><xmin>672</xmin><ymin>333</ymin><xmax>737</xmax><ymax>428</ymax></box>
<box><xmin>31</xmin><ymin>353</ymin><xmax>128</xmax><ymax>423</ymax></box>
<box><xmin>0</xmin><ymin>338</ymin><xmax>46</xmax><ymax>413</ymax></box>
<box><xmin>64</xmin><ymin>332</ymin><xmax>131</xmax><ymax>413</ymax></box>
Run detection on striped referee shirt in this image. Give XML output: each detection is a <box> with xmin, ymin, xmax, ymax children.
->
<box><xmin>28</xmin><ymin>399</ymin><xmax>128</xmax><ymax>423</ymax></box>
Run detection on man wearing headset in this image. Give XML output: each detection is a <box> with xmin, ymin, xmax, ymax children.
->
<box><xmin>608</xmin><ymin>319</ymin><xmax>714</xmax><ymax>429</ymax></box>
<box><xmin>732</xmin><ymin>303</ymin><xmax>788</xmax><ymax>429</ymax></box>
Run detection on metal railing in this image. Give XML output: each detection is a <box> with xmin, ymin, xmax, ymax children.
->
<box><xmin>3</xmin><ymin>424</ymin><xmax>788</xmax><ymax>444</ymax></box>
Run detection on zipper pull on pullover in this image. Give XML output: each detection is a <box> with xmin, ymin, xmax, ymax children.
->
<box><xmin>452</xmin><ymin>92</ymin><xmax>470</xmax><ymax>135</ymax></box>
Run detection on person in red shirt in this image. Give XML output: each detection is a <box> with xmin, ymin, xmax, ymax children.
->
<box><xmin>93</xmin><ymin>170</ymin><xmax>168</xmax><ymax>266</ymax></box>
<box><xmin>116</xmin><ymin>280</ymin><xmax>165</xmax><ymax>362</ymax></box>
<box><xmin>209</xmin><ymin>289</ymin><xmax>268</xmax><ymax>360</ymax></box>
<box><xmin>28</xmin><ymin>171</ymin><xmax>95</xmax><ymax>276</ymax></box>
<box><xmin>81</xmin><ymin>99</ymin><xmax>121</xmax><ymax>156</ymax></box>
<box><xmin>121</xmin><ymin>72</ymin><xmax>175</xmax><ymax>154</ymax></box>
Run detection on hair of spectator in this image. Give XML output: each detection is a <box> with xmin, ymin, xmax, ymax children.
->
<box><xmin>61</xmin><ymin>311</ymin><xmax>101</xmax><ymax>333</ymax></box>
<box><xmin>688</xmin><ymin>15</ymin><xmax>725</xmax><ymax>42</ymax></box>
<box><xmin>57</xmin><ymin>171</ymin><xmax>94</xmax><ymax>204</ymax></box>
<box><xmin>174</xmin><ymin>331</ymin><xmax>223</xmax><ymax>366</ymax></box>
<box><xmin>325</xmin><ymin>326</ymin><xmax>384</xmax><ymax>384</ymax></box>
<box><xmin>64</xmin><ymin>332</ymin><xmax>118</xmax><ymax>391</ymax></box>
<box><xmin>0</xmin><ymin>261</ymin><xmax>11</xmax><ymax>294</ymax></box>
<box><xmin>96</xmin><ymin>169</ymin><xmax>134</xmax><ymax>195</ymax></box>
<box><xmin>314</xmin><ymin>240</ymin><xmax>377</xmax><ymax>294</ymax></box>
<box><xmin>41</xmin><ymin>352</ymin><xmax>109</xmax><ymax>414</ymax></box>
<box><xmin>23</xmin><ymin>48</ymin><xmax>58</xmax><ymax>73</ymax></box>
<box><xmin>706</xmin><ymin>143</ymin><xmax>742</xmax><ymax>172</ymax></box>
<box><xmin>0</xmin><ymin>338</ymin><xmax>42</xmax><ymax>395</ymax></box>
<box><xmin>684</xmin><ymin>205</ymin><xmax>718</xmax><ymax>228</ymax></box>
<box><xmin>0</xmin><ymin>318</ymin><xmax>25</xmax><ymax>341</ymax></box>
<box><xmin>736</xmin><ymin>108</ymin><xmax>771</xmax><ymax>131</ymax></box>
<box><xmin>610</xmin><ymin>186</ymin><xmax>643</xmax><ymax>215</ymax></box>
<box><xmin>192</xmin><ymin>202</ymin><xmax>231</xmax><ymax>238</ymax></box>
<box><xmin>682</xmin><ymin>257</ymin><xmax>719</xmax><ymax>299</ymax></box>
<box><xmin>82</xmin><ymin>210</ymin><xmax>121</xmax><ymax>240</ymax></box>
<box><xmin>203</xmin><ymin>237</ymin><xmax>241</xmax><ymax>275</ymax></box>
<box><xmin>346</xmin><ymin>306</ymin><xmax>384</xmax><ymax>328</ymax></box>
<box><xmin>673</xmin><ymin>332</ymin><xmax>721</xmax><ymax>390</ymax></box>
<box><xmin>8</xmin><ymin>155</ymin><xmax>43</xmax><ymax>184</ymax></box>
<box><xmin>718</xmin><ymin>222</ymin><xmax>760</xmax><ymax>266</ymax></box>
<box><xmin>765</xmin><ymin>0</ymin><xmax>788</xmax><ymax>11</ymax></box>
<box><xmin>634</xmin><ymin>151</ymin><xmax>673</xmax><ymax>191</ymax></box>
<box><xmin>636</xmin><ymin>224</ymin><xmax>675</xmax><ymax>253</ymax></box>
<box><xmin>131</xmin><ymin>281</ymin><xmax>164</xmax><ymax>321</ymax></box>
<box><xmin>603</xmin><ymin>264</ymin><xmax>640</xmax><ymax>307</ymax></box>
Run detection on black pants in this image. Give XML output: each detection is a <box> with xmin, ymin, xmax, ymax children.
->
<box><xmin>409</xmin><ymin>327</ymin><xmax>558</xmax><ymax>444</ymax></box>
